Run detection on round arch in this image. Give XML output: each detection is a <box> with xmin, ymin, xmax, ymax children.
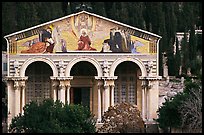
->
<box><xmin>110</xmin><ymin>57</ymin><xmax>147</xmax><ymax>77</ymax></box>
<box><xmin>20</xmin><ymin>57</ymin><xmax>58</xmax><ymax>77</ymax></box>
<box><xmin>65</xmin><ymin>57</ymin><xmax>103</xmax><ymax>77</ymax></box>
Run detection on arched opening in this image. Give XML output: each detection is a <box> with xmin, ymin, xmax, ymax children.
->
<box><xmin>70</xmin><ymin>61</ymin><xmax>97</xmax><ymax>76</ymax></box>
<box><xmin>25</xmin><ymin>61</ymin><xmax>53</xmax><ymax>104</ymax></box>
<box><xmin>114</xmin><ymin>61</ymin><xmax>142</xmax><ymax>105</ymax></box>
<box><xmin>70</xmin><ymin>61</ymin><xmax>97</xmax><ymax>111</ymax></box>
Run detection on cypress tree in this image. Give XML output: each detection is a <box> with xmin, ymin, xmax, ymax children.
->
<box><xmin>2</xmin><ymin>2</ymin><xmax>18</xmax><ymax>51</ymax></box>
<box><xmin>181</xmin><ymin>31</ymin><xmax>189</xmax><ymax>75</ymax></box>
<box><xmin>174</xmin><ymin>37</ymin><xmax>181</xmax><ymax>76</ymax></box>
<box><xmin>66</xmin><ymin>2</ymin><xmax>72</xmax><ymax>15</ymax></box>
<box><xmin>50</xmin><ymin>2</ymin><xmax>64</xmax><ymax>19</ymax></box>
<box><xmin>91</xmin><ymin>2</ymin><xmax>107</xmax><ymax>17</ymax></box>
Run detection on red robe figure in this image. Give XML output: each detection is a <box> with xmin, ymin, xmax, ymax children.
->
<box><xmin>77</xmin><ymin>29</ymin><xmax>96</xmax><ymax>51</ymax></box>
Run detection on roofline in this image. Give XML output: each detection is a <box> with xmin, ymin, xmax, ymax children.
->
<box><xmin>4</xmin><ymin>10</ymin><xmax>161</xmax><ymax>39</ymax></box>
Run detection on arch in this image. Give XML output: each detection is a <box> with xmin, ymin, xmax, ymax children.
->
<box><xmin>20</xmin><ymin>57</ymin><xmax>58</xmax><ymax>77</ymax></box>
<box><xmin>65</xmin><ymin>57</ymin><xmax>103</xmax><ymax>77</ymax></box>
<box><xmin>110</xmin><ymin>57</ymin><xmax>147</xmax><ymax>77</ymax></box>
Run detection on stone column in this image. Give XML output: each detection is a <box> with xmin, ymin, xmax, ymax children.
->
<box><xmin>140</xmin><ymin>76</ymin><xmax>162</xmax><ymax>122</ymax></box>
<box><xmin>102</xmin><ymin>85</ymin><xmax>105</xmax><ymax>116</ymax></box>
<box><xmin>6</xmin><ymin>77</ymin><xmax>28</xmax><ymax>130</ymax></box>
<box><xmin>104</xmin><ymin>84</ymin><xmax>110</xmax><ymax>113</ymax></box>
<box><xmin>7</xmin><ymin>80</ymin><xmax>14</xmax><ymax>128</ymax></box>
<box><xmin>110</xmin><ymin>85</ymin><xmax>115</xmax><ymax>107</ymax></box>
<box><xmin>50</xmin><ymin>79</ymin><xmax>58</xmax><ymax>102</ymax></box>
<box><xmin>56</xmin><ymin>77</ymin><xmax>73</xmax><ymax>104</ymax></box>
<box><xmin>141</xmin><ymin>79</ymin><xmax>147</xmax><ymax>121</ymax></box>
<box><xmin>147</xmin><ymin>79</ymin><xmax>160</xmax><ymax>121</ymax></box>
<box><xmin>146</xmin><ymin>79</ymin><xmax>153</xmax><ymax>121</ymax></box>
<box><xmin>146</xmin><ymin>84</ymin><xmax>149</xmax><ymax>120</ymax></box>
<box><xmin>59</xmin><ymin>81</ymin><xmax>66</xmax><ymax>104</ymax></box>
<box><xmin>64</xmin><ymin>78</ymin><xmax>72</xmax><ymax>104</ymax></box>
<box><xmin>53</xmin><ymin>85</ymin><xmax>57</xmax><ymax>101</ymax></box>
<box><xmin>66</xmin><ymin>85</ymin><xmax>71</xmax><ymax>104</ymax></box>
<box><xmin>97</xmin><ymin>80</ymin><xmax>103</xmax><ymax>122</ymax></box>
<box><xmin>20</xmin><ymin>81</ymin><xmax>26</xmax><ymax>114</ymax></box>
<box><xmin>102</xmin><ymin>77</ymin><xmax>117</xmax><ymax>114</ymax></box>
<box><xmin>14</xmin><ymin>81</ymin><xmax>21</xmax><ymax>116</ymax></box>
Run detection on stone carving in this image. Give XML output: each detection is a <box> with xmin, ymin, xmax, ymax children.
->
<box><xmin>102</xmin><ymin>60</ymin><xmax>110</xmax><ymax>77</ymax></box>
<box><xmin>146</xmin><ymin>60</ymin><xmax>153</xmax><ymax>76</ymax></box>
<box><xmin>14</xmin><ymin>81</ymin><xmax>20</xmax><ymax>90</ymax></box>
<box><xmin>14</xmin><ymin>60</ymin><xmax>20</xmax><ymax>76</ymax></box>
<box><xmin>59</xmin><ymin>60</ymin><xmax>64</xmax><ymax>77</ymax></box>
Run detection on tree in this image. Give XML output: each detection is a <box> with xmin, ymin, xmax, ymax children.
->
<box><xmin>156</xmin><ymin>77</ymin><xmax>202</xmax><ymax>133</ymax></box>
<box><xmin>9</xmin><ymin>99</ymin><xmax>96</xmax><ymax>133</ymax></box>
<box><xmin>66</xmin><ymin>2</ymin><xmax>72</xmax><ymax>15</ymax></box>
<box><xmin>156</xmin><ymin>92</ymin><xmax>185</xmax><ymax>132</ymax></box>
<box><xmin>178</xmin><ymin>79</ymin><xmax>202</xmax><ymax>133</ymax></box>
<box><xmin>188</xmin><ymin>25</ymin><xmax>197</xmax><ymax>75</ymax></box>
<box><xmin>97</xmin><ymin>102</ymin><xmax>145</xmax><ymax>133</ymax></box>
<box><xmin>174</xmin><ymin>37</ymin><xmax>181</xmax><ymax>76</ymax></box>
<box><xmin>181</xmin><ymin>31</ymin><xmax>189</xmax><ymax>75</ymax></box>
<box><xmin>91</xmin><ymin>2</ymin><xmax>106</xmax><ymax>17</ymax></box>
<box><xmin>2</xmin><ymin>82</ymin><xmax>7</xmax><ymax>123</ymax></box>
<box><xmin>2</xmin><ymin>2</ymin><xmax>18</xmax><ymax>51</ymax></box>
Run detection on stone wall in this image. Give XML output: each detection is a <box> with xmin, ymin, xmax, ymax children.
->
<box><xmin>159</xmin><ymin>77</ymin><xmax>184</xmax><ymax>107</ymax></box>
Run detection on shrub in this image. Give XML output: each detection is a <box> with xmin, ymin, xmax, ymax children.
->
<box><xmin>97</xmin><ymin>102</ymin><xmax>145</xmax><ymax>133</ymax></box>
<box><xmin>9</xmin><ymin>99</ymin><xmax>96</xmax><ymax>133</ymax></box>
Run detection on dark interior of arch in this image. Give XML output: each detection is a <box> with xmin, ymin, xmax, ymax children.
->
<box><xmin>25</xmin><ymin>61</ymin><xmax>53</xmax><ymax>76</ymax></box>
<box><xmin>115</xmin><ymin>61</ymin><xmax>140</xmax><ymax>75</ymax></box>
<box><xmin>70</xmin><ymin>61</ymin><xmax>97</xmax><ymax>76</ymax></box>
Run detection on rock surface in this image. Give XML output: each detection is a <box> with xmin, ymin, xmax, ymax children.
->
<box><xmin>159</xmin><ymin>77</ymin><xmax>184</xmax><ymax>107</ymax></box>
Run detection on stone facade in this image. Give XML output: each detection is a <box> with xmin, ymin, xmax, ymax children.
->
<box><xmin>4</xmin><ymin>11</ymin><xmax>162</xmax><ymax>129</ymax></box>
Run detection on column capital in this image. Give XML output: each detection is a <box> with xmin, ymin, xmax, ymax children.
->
<box><xmin>110</xmin><ymin>84</ymin><xmax>115</xmax><ymax>87</ymax></box>
<box><xmin>14</xmin><ymin>81</ymin><xmax>20</xmax><ymax>90</ymax></box>
<box><xmin>59</xmin><ymin>81</ymin><xmax>66</xmax><ymax>90</ymax></box>
<box><xmin>19</xmin><ymin>81</ymin><xmax>26</xmax><ymax>88</ymax></box>
<box><xmin>6</xmin><ymin>76</ymin><xmax>28</xmax><ymax>81</ymax></box>
<box><xmin>103</xmin><ymin>77</ymin><xmax>117</xmax><ymax>87</ymax></box>
<box><xmin>13</xmin><ymin>78</ymin><xmax>27</xmax><ymax>90</ymax></box>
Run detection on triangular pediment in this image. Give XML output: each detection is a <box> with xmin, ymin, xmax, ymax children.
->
<box><xmin>5</xmin><ymin>11</ymin><xmax>161</xmax><ymax>54</ymax></box>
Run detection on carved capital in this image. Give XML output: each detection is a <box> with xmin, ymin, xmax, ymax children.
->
<box><xmin>19</xmin><ymin>81</ymin><xmax>26</xmax><ymax>89</ymax></box>
<box><xmin>59</xmin><ymin>81</ymin><xmax>66</xmax><ymax>90</ymax></box>
<box><xmin>14</xmin><ymin>81</ymin><xmax>20</xmax><ymax>90</ymax></box>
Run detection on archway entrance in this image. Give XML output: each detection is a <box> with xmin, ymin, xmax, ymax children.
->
<box><xmin>70</xmin><ymin>61</ymin><xmax>97</xmax><ymax>111</ymax></box>
<box><xmin>25</xmin><ymin>61</ymin><xmax>53</xmax><ymax>104</ymax></box>
<box><xmin>114</xmin><ymin>61</ymin><xmax>141</xmax><ymax>105</ymax></box>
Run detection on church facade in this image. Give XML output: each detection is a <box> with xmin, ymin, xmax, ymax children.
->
<box><xmin>4</xmin><ymin>11</ymin><xmax>162</xmax><ymax>127</ymax></box>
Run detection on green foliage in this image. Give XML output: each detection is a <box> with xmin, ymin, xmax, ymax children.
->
<box><xmin>179</xmin><ymin>79</ymin><xmax>202</xmax><ymax>132</ymax></box>
<box><xmin>156</xmin><ymin>78</ymin><xmax>202</xmax><ymax>132</ymax></box>
<box><xmin>9</xmin><ymin>99</ymin><xmax>96</xmax><ymax>133</ymax></box>
<box><xmin>156</xmin><ymin>92</ymin><xmax>187</xmax><ymax>131</ymax></box>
